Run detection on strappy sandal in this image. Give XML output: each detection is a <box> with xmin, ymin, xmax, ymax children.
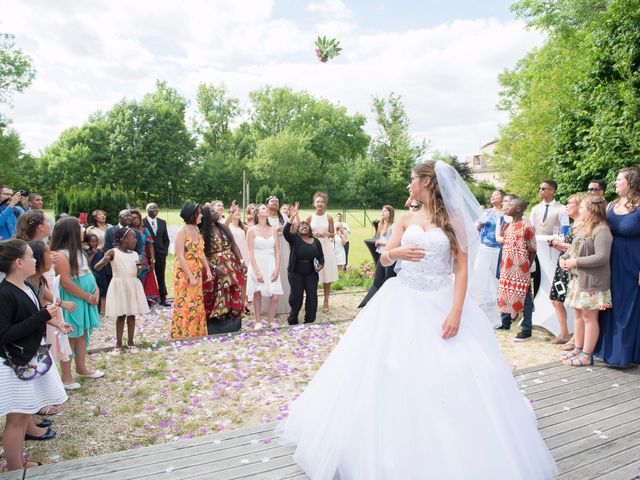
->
<box><xmin>37</xmin><ymin>405</ymin><xmax>60</xmax><ymax>416</ymax></box>
<box><xmin>562</xmin><ymin>347</ymin><xmax>582</xmax><ymax>360</ymax></box>
<box><xmin>564</xmin><ymin>351</ymin><xmax>594</xmax><ymax>367</ymax></box>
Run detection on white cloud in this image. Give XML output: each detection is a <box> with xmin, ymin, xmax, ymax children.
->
<box><xmin>307</xmin><ymin>0</ymin><xmax>353</xmax><ymax>20</ymax></box>
<box><xmin>0</xmin><ymin>1</ymin><xmax>544</xmax><ymax>159</ymax></box>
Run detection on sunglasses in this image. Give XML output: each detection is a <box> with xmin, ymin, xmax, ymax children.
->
<box><xmin>587</xmin><ymin>188</ymin><xmax>602</xmax><ymax>192</ymax></box>
<box><xmin>538</xmin><ymin>187</ymin><xmax>550</xmax><ymax>191</ymax></box>
<box><xmin>410</xmin><ymin>204</ymin><xmax>421</xmax><ymax>210</ymax></box>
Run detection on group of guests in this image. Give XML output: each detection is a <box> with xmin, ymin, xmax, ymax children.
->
<box><xmin>170</xmin><ymin>193</ymin><xmax>341</xmax><ymax>340</ymax></box>
<box><xmin>0</xmin><ymin>192</ymin><xmax>177</xmax><ymax>471</ymax></box>
<box><xmin>471</xmin><ymin>169</ymin><xmax>640</xmax><ymax>369</ymax></box>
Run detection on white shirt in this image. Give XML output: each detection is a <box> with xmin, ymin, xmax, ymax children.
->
<box><xmin>530</xmin><ymin>200</ymin><xmax>569</xmax><ymax>234</ymax></box>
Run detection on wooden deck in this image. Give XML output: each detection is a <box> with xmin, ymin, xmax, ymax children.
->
<box><xmin>3</xmin><ymin>361</ymin><xmax>640</xmax><ymax>479</ymax></box>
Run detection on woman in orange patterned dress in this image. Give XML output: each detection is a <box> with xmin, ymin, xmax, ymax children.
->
<box><xmin>171</xmin><ymin>203</ymin><xmax>212</xmax><ymax>339</ymax></box>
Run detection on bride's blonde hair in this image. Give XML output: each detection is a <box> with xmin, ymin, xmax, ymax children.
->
<box><xmin>412</xmin><ymin>161</ymin><xmax>458</xmax><ymax>254</ymax></box>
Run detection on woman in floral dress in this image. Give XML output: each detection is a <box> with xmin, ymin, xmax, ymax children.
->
<box><xmin>201</xmin><ymin>205</ymin><xmax>246</xmax><ymax>325</ymax></box>
<box><xmin>171</xmin><ymin>204</ymin><xmax>212</xmax><ymax>339</ymax></box>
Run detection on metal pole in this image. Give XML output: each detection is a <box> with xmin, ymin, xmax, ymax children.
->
<box><xmin>242</xmin><ymin>170</ymin><xmax>246</xmax><ymax>222</ymax></box>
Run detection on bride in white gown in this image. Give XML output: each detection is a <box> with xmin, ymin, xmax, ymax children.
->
<box><xmin>278</xmin><ymin>161</ymin><xmax>557</xmax><ymax>480</ymax></box>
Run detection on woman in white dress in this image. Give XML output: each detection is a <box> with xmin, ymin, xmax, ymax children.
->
<box><xmin>246</xmin><ymin>204</ymin><xmax>283</xmax><ymax>328</ymax></box>
<box><xmin>307</xmin><ymin>192</ymin><xmax>339</xmax><ymax>312</ymax></box>
<box><xmin>266</xmin><ymin>196</ymin><xmax>291</xmax><ymax>315</ymax></box>
<box><xmin>334</xmin><ymin>225</ymin><xmax>347</xmax><ymax>268</ymax></box>
<box><xmin>279</xmin><ymin>161</ymin><xmax>557</xmax><ymax>480</ymax></box>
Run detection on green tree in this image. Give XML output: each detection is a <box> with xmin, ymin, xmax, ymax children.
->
<box><xmin>495</xmin><ymin>0</ymin><xmax>640</xmax><ymax>201</ymax></box>
<box><xmin>0</xmin><ymin>33</ymin><xmax>36</xmax><ymax>105</ymax></box>
<box><xmin>370</xmin><ymin>93</ymin><xmax>426</xmax><ymax>205</ymax></box>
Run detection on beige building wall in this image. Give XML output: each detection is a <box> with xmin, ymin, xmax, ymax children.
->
<box><xmin>465</xmin><ymin>139</ymin><xmax>504</xmax><ymax>187</ymax></box>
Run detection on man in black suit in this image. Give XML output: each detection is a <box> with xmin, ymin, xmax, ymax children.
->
<box><xmin>103</xmin><ymin>209</ymin><xmax>143</xmax><ymax>254</ymax></box>
<box><xmin>144</xmin><ymin>203</ymin><xmax>171</xmax><ymax>307</ymax></box>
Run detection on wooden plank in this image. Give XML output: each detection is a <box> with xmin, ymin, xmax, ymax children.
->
<box><xmin>536</xmin><ymin>386</ymin><xmax>640</xmax><ymax>427</ymax></box>
<box><xmin>189</xmin><ymin>453</ymin><xmax>299</xmax><ymax>480</ymax></box>
<box><xmin>543</xmin><ymin>396</ymin><xmax>640</xmax><ymax>446</ymax></box>
<box><xmin>531</xmin><ymin>371</ymin><xmax>638</xmax><ymax>410</ymax></box>
<box><xmin>35</xmin><ymin>436</ymin><xmax>285</xmax><ymax>480</ymax></box>
<box><xmin>556</xmin><ymin>426</ymin><xmax>640</xmax><ymax>473</ymax></box>
<box><xmin>0</xmin><ymin>470</ymin><xmax>27</xmax><ymax>480</ymax></box>
<box><xmin>523</xmin><ymin>368</ymin><xmax>632</xmax><ymax>401</ymax></box>
<box><xmin>594</xmin><ymin>460</ymin><xmax>640</xmax><ymax>480</ymax></box>
<box><xmin>551</xmin><ymin>416</ymin><xmax>640</xmax><ymax>461</ymax></box>
<box><xmin>27</xmin><ymin>425</ymin><xmax>276</xmax><ymax>478</ymax></box>
<box><xmin>557</xmin><ymin>442</ymin><xmax>640</xmax><ymax>480</ymax></box>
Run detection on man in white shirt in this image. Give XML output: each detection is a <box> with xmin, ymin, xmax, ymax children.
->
<box><xmin>530</xmin><ymin>179</ymin><xmax>569</xmax><ymax>235</ymax></box>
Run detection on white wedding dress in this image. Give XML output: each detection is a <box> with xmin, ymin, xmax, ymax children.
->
<box><xmin>279</xmin><ymin>225</ymin><xmax>557</xmax><ymax>480</ymax></box>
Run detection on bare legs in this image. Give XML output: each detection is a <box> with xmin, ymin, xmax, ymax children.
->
<box><xmin>253</xmin><ymin>292</ymin><xmax>279</xmax><ymax>328</ymax></box>
<box><xmin>322</xmin><ymin>283</ymin><xmax>331</xmax><ymax>312</ymax></box>
<box><xmin>68</xmin><ymin>333</ymin><xmax>95</xmax><ymax>376</ymax></box>
<box><xmin>564</xmin><ymin>308</ymin><xmax>599</xmax><ymax>366</ymax></box>
<box><xmin>114</xmin><ymin>315</ymin><xmax>137</xmax><ymax>348</ymax></box>
<box><xmin>3</xmin><ymin>413</ymin><xmax>30</xmax><ymax>470</ymax></box>
<box><xmin>551</xmin><ymin>300</ymin><xmax>571</xmax><ymax>339</ymax></box>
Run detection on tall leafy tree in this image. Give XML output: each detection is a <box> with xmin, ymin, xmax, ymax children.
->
<box><xmin>495</xmin><ymin>0</ymin><xmax>640</xmax><ymax>201</ymax></box>
<box><xmin>0</xmin><ymin>33</ymin><xmax>36</xmax><ymax>105</ymax></box>
<box><xmin>370</xmin><ymin>93</ymin><xmax>426</xmax><ymax>205</ymax></box>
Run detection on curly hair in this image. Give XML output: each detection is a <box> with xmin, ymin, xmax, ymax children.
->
<box><xmin>577</xmin><ymin>196</ymin><xmax>608</xmax><ymax>237</ymax></box>
<box><xmin>412</xmin><ymin>161</ymin><xmax>459</xmax><ymax>254</ymax></box>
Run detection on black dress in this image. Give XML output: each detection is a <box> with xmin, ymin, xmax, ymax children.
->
<box><xmin>549</xmin><ymin>227</ymin><xmax>575</xmax><ymax>302</ymax></box>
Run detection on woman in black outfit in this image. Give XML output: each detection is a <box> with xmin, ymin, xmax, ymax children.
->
<box><xmin>284</xmin><ymin>203</ymin><xmax>324</xmax><ymax>325</ymax></box>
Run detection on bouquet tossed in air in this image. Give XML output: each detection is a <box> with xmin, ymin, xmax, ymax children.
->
<box><xmin>314</xmin><ymin>36</ymin><xmax>342</xmax><ymax>63</ymax></box>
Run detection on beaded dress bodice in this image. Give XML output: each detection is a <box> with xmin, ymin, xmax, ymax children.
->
<box><xmin>396</xmin><ymin>225</ymin><xmax>453</xmax><ymax>292</ymax></box>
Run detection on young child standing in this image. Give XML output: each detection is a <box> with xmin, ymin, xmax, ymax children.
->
<box><xmin>560</xmin><ymin>196</ymin><xmax>613</xmax><ymax>367</ymax></box>
<box><xmin>496</xmin><ymin>198</ymin><xmax>537</xmax><ymax>341</ymax></box>
<box><xmin>94</xmin><ymin>227</ymin><xmax>149</xmax><ymax>353</ymax></box>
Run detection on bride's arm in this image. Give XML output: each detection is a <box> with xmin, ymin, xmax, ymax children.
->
<box><xmin>441</xmin><ymin>248</ymin><xmax>467</xmax><ymax>339</ymax></box>
<box><xmin>380</xmin><ymin>214</ymin><xmax>426</xmax><ymax>266</ymax></box>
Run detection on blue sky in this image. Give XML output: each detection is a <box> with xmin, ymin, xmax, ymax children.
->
<box><xmin>0</xmin><ymin>0</ymin><xmax>542</xmax><ymax>160</ymax></box>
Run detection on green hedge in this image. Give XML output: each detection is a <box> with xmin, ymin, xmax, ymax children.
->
<box><xmin>55</xmin><ymin>187</ymin><xmax>130</xmax><ymax>225</ymax></box>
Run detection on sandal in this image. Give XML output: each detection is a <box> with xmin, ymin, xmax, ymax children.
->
<box><xmin>551</xmin><ymin>336</ymin><xmax>572</xmax><ymax>345</ymax></box>
<box><xmin>127</xmin><ymin>346</ymin><xmax>139</xmax><ymax>354</ymax></box>
<box><xmin>564</xmin><ymin>351</ymin><xmax>594</xmax><ymax>367</ymax></box>
<box><xmin>562</xmin><ymin>347</ymin><xmax>582</xmax><ymax>360</ymax></box>
<box><xmin>562</xmin><ymin>342</ymin><xmax>575</xmax><ymax>351</ymax></box>
<box><xmin>37</xmin><ymin>405</ymin><xmax>60</xmax><ymax>416</ymax></box>
<box><xmin>24</xmin><ymin>460</ymin><xmax>43</xmax><ymax>468</ymax></box>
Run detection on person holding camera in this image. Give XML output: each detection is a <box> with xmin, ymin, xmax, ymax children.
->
<box><xmin>0</xmin><ymin>186</ymin><xmax>26</xmax><ymax>241</ymax></box>
<box><xmin>284</xmin><ymin>203</ymin><xmax>324</xmax><ymax>325</ymax></box>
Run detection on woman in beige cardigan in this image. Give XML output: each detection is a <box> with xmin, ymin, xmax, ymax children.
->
<box><xmin>560</xmin><ymin>196</ymin><xmax>613</xmax><ymax>367</ymax></box>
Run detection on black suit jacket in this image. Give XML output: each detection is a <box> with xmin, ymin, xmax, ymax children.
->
<box><xmin>104</xmin><ymin>225</ymin><xmax>143</xmax><ymax>256</ymax></box>
<box><xmin>143</xmin><ymin>217</ymin><xmax>169</xmax><ymax>257</ymax></box>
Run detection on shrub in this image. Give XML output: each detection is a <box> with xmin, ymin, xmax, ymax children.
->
<box><xmin>55</xmin><ymin>187</ymin><xmax>130</xmax><ymax>224</ymax></box>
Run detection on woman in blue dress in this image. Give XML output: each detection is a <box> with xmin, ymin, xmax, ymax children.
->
<box><xmin>595</xmin><ymin>167</ymin><xmax>640</xmax><ymax>367</ymax></box>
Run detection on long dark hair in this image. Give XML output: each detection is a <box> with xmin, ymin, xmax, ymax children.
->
<box><xmin>28</xmin><ymin>240</ymin><xmax>49</xmax><ymax>291</ymax></box>
<box><xmin>50</xmin><ymin>217</ymin><xmax>83</xmax><ymax>276</ymax></box>
<box><xmin>201</xmin><ymin>205</ymin><xmax>235</xmax><ymax>258</ymax></box>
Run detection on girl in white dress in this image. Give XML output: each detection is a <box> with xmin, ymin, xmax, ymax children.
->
<box><xmin>279</xmin><ymin>161</ymin><xmax>557</xmax><ymax>480</ymax></box>
<box><xmin>247</xmin><ymin>205</ymin><xmax>283</xmax><ymax>328</ymax></box>
<box><xmin>307</xmin><ymin>192</ymin><xmax>339</xmax><ymax>312</ymax></box>
<box><xmin>94</xmin><ymin>227</ymin><xmax>149</xmax><ymax>353</ymax></box>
